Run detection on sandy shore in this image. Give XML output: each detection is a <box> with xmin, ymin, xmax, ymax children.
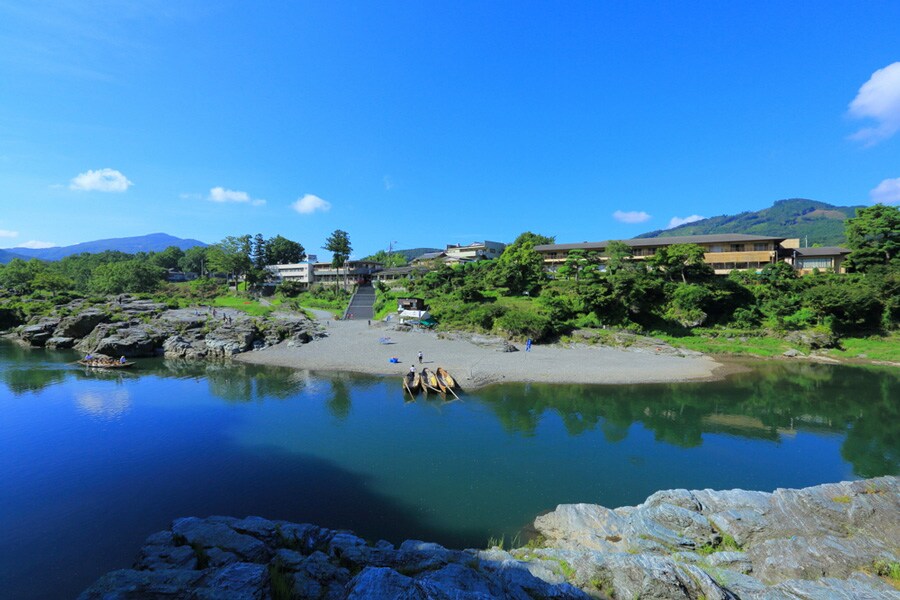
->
<box><xmin>235</xmin><ymin>312</ymin><xmax>725</xmax><ymax>389</ymax></box>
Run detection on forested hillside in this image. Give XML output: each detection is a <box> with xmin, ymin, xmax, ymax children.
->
<box><xmin>639</xmin><ymin>199</ymin><xmax>862</xmax><ymax>246</ymax></box>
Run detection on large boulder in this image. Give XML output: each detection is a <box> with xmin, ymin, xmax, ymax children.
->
<box><xmin>19</xmin><ymin>318</ymin><xmax>61</xmax><ymax>347</ymax></box>
<box><xmin>80</xmin><ymin>323</ymin><xmax>162</xmax><ymax>357</ymax></box>
<box><xmin>54</xmin><ymin>309</ymin><xmax>108</xmax><ymax>339</ymax></box>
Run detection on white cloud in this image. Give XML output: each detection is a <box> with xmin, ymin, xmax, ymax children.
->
<box><xmin>292</xmin><ymin>194</ymin><xmax>331</xmax><ymax>214</ymax></box>
<box><xmin>383</xmin><ymin>175</ymin><xmax>395</xmax><ymax>191</ymax></box>
<box><xmin>69</xmin><ymin>168</ymin><xmax>133</xmax><ymax>192</ymax></box>
<box><xmin>179</xmin><ymin>192</ymin><xmax>202</xmax><ymax>200</ymax></box>
<box><xmin>667</xmin><ymin>214</ymin><xmax>706</xmax><ymax>229</ymax></box>
<box><xmin>0</xmin><ymin>229</ymin><xmax>18</xmax><ymax>238</ymax></box>
<box><xmin>207</xmin><ymin>187</ymin><xmax>265</xmax><ymax>206</ymax></box>
<box><xmin>19</xmin><ymin>240</ymin><xmax>57</xmax><ymax>249</ymax></box>
<box><xmin>613</xmin><ymin>210</ymin><xmax>651</xmax><ymax>224</ymax></box>
<box><xmin>870</xmin><ymin>177</ymin><xmax>900</xmax><ymax>205</ymax></box>
<box><xmin>848</xmin><ymin>62</ymin><xmax>900</xmax><ymax>145</ymax></box>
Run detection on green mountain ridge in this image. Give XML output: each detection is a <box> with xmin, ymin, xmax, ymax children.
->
<box><xmin>638</xmin><ymin>199</ymin><xmax>863</xmax><ymax>246</ymax></box>
<box><xmin>1</xmin><ymin>233</ymin><xmax>207</xmax><ymax>263</ymax></box>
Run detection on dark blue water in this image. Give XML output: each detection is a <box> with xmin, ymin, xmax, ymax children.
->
<box><xmin>0</xmin><ymin>340</ymin><xmax>897</xmax><ymax>599</ymax></box>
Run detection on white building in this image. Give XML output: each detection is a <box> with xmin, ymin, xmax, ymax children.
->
<box><xmin>444</xmin><ymin>241</ymin><xmax>506</xmax><ymax>261</ymax></box>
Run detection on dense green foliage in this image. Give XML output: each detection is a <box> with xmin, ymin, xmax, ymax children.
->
<box><xmin>397</xmin><ymin>221</ymin><xmax>898</xmax><ymax>345</ymax></box>
<box><xmin>361</xmin><ymin>249</ymin><xmax>408</xmax><ymax>268</ymax></box>
<box><xmin>844</xmin><ymin>204</ymin><xmax>900</xmax><ymax>273</ymax></box>
<box><xmin>0</xmin><ymin>232</ymin><xmax>310</xmax><ymax>328</ymax></box>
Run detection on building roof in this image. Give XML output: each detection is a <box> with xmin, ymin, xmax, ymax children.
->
<box><xmin>413</xmin><ymin>251</ymin><xmax>447</xmax><ymax>261</ymax></box>
<box><xmin>534</xmin><ymin>233</ymin><xmax>786</xmax><ymax>252</ymax></box>
<box><xmin>792</xmin><ymin>246</ymin><xmax>850</xmax><ymax>256</ymax></box>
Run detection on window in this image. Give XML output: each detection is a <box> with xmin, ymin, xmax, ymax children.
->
<box><xmin>798</xmin><ymin>257</ymin><xmax>833</xmax><ymax>270</ymax></box>
<box><xmin>710</xmin><ymin>245</ymin><xmax>725</xmax><ymax>252</ymax></box>
<box><xmin>753</xmin><ymin>243</ymin><xmax>768</xmax><ymax>251</ymax></box>
<box><xmin>730</xmin><ymin>244</ymin><xmax>745</xmax><ymax>252</ymax></box>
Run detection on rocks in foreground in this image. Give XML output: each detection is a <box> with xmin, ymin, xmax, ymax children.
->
<box><xmin>80</xmin><ymin>477</ymin><xmax>899</xmax><ymax>599</ymax></box>
<box><xmin>529</xmin><ymin>475</ymin><xmax>900</xmax><ymax>599</ymax></box>
<box><xmin>79</xmin><ymin>516</ymin><xmax>588</xmax><ymax>600</ymax></box>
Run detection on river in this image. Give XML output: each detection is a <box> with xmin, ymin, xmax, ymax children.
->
<box><xmin>0</xmin><ymin>340</ymin><xmax>897</xmax><ymax>599</ymax></box>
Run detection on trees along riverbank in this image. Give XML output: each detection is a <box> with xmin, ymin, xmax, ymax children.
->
<box><xmin>2</xmin><ymin>206</ymin><xmax>898</xmax><ymax>361</ymax></box>
<box><xmin>377</xmin><ymin>207</ymin><xmax>900</xmax><ymax>362</ymax></box>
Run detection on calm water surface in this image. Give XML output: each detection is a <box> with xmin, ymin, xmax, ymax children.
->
<box><xmin>1</xmin><ymin>340</ymin><xmax>897</xmax><ymax>599</ymax></box>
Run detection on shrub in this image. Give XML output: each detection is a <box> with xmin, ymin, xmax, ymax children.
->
<box><xmin>495</xmin><ymin>309</ymin><xmax>553</xmax><ymax>341</ymax></box>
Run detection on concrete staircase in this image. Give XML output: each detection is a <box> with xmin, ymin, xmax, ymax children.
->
<box><xmin>344</xmin><ymin>283</ymin><xmax>376</xmax><ymax>320</ymax></box>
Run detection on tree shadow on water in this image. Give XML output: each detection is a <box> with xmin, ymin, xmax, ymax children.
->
<box><xmin>6</xmin><ymin>430</ymin><xmax>484</xmax><ymax>600</ymax></box>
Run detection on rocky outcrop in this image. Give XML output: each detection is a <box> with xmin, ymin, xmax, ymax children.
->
<box><xmin>54</xmin><ymin>309</ymin><xmax>108</xmax><ymax>339</ymax></box>
<box><xmin>79</xmin><ymin>516</ymin><xmax>589</xmax><ymax>600</ymax></box>
<box><xmin>80</xmin><ymin>478</ymin><xmax>899</xmax><ymax>599</ymax></box>
<box><xmin>19</xmin><ymin>317</ymin><xmax>61</xmax><ymax>346</ymax></box>
<box><xmin>14</xmin><ymin>296</ymin><xmax>321</xmax><ymax>360</ymax></box>
<box><xmin>529</xmin><ymin>476</ymin><xmax>900</xmax><ymax>599</ymax></box>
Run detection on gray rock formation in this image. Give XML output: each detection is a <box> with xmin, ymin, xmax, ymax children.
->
<box><xmin>19</xmin><ymin>317</ymin><xmax>61</xmax><ymax>346</ymax></box>
<box><xmin>79</xmin><ymin>478</ymin><xmax>899</xmax><ymax>599</ymax></box>
<box><xmin>14</xmin><ymin>296</ymin><xmax>321</xmax><ymax>361</ymax></box>
<box><xmin>531</xmin><ymin>476</ymin><xmax>900</xmax><ymax>599</ymax></box>
<box><xmin>79</xmin><ymin>517</ymin><xmax>589</xmax><ymax>600</ymax></box>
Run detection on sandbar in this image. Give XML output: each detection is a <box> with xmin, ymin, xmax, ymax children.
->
<box><xmin>236</xmin><ymin>314</ymin><xmax>724</xmax><ymax>389</ymax></box>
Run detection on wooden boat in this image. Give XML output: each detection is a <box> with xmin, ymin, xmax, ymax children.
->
<box><xmin>436</xmin><ymin>367</ymin><xmax>457</xmax><ymax>390</ymax></box>
<box><xmin>436</xmin><ymin>367</ymin><xmax>460</xmax><ymax>400</ymax></box>
<box><xmin>420</xmin><ymin>368</ymin><xmax>442</xmax><ymax>395</ymax></box>
<box><xmin>78</xmin><ymin>360</ymin><xmax>135</xmax><ymax>369</ymax></box>
<box><xmin>403</xmin><ymin>370</ymin><xmax>420</xmax><ymax>396</ymax></box>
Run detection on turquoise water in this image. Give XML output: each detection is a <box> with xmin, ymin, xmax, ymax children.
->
<box><xmin>0</xmin><ymin>340</ymin><xmax>897</xmax><ymax>599</ymax></box>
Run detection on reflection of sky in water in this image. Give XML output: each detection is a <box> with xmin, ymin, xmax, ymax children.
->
<box><xmin>75</xmin><ymin>388</ymin><xmax>132</xmax><ymax>420</ymax></box>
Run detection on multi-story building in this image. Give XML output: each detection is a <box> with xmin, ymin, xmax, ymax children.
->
<box><xmin>267</xmin><ymin>262</ymin><xmax>313</xmax><ymax>285</ymax></box>
<box><xmin>267</xmin><ymin>260</ymin><xmax>382</xmax><ymax>288</ymax></box>
<box><xmin>534</xmin><ymin>234</ymin><xmax>848</xmax><ymax>275</ymax></box>
<box><xmin>310</xmin><ymin>260</ymin><xmax>382</xmax><ymax>286</ymax></box>
<box><xmin>444</xmin><ymin>240</ymin><xmax>506</xmax><ymax>261</ymax></box>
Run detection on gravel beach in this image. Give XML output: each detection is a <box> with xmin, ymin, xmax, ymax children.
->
<box><xmin>235</xmin><ymin>312</ymin><xmax>724</xmax><ymax>389</ymax></box>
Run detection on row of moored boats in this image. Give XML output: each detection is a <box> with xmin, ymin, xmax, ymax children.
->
<box><xmin>404</xmin><ymin>367</ymin><xmax>460</xmax><ymax>399</ymax></box>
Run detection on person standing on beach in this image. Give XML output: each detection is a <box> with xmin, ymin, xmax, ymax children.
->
<box><xmin>417</xmin><ymin>351</ymin><xmax>423</xmax><ymax>364</ymax></box>
<box><xmin>409</xmin><ymin>365</ymin><xmax>416</xmax><ymax>374</ymax></box>
<box><xmin>526</xmin><ymin>338</ymin><xmax>532</xmax><ymax>352</ymax></box>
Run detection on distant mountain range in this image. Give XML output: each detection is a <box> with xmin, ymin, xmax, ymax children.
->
<box><xmin>1</xmin><ymin>233</ymin><xmax>207</xmax><ymax>263</ymax></box>
<box><xmin>638</xmin><ymin>199</ymin><xmax>863</xmax><ymax>246</ymax></box>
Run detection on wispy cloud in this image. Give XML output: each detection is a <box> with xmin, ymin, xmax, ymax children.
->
<box><xmin>70</xmin><ymin>168</ymin><xmax>133</xmax><ymax>192</ymax></box>
<box><xmin>667</xmin><ymin>215</ymin><xmax>705</xmax><ymax>229</ymax></box>
<box><xmin>179</xmin><ymin>192</ymin><xmax>202</xmax><ymax>201</ymax></box>
<box><xmin>870</xmin><ymin>177</ymin><xmax>900</xmax><ymax>205</ymax></box>
<box><xmin>0</xmin><ymin>229</ymin><xmax>18</xmax><ymax>238</ymax></box>
<box><xmin>613</xmin><ymin>210</ymin><xmax>651</xmax><ymax>224</ymax></box>
<box><xmin>208</xmin><ymin>187</ymin><xmax>265</xmax><ymax>206</ymax></box>
<box><xmin>848</xmin><ymin>62</ymin><xmax>900</xmax><ymax>145</ymax></box>
<box><xmin>292</xmin><ymin>194</ymin><xmax>331</xmax><ymax>214</ymax></box>
<box><xmin>19</xmin><ymin>240</ymin><xmax>57</xmax><ymax>249</ymax></box>
<box><xmin>383</xmin><ymin>175</ymin><xmax>395</xmax><ymax>191</ymax></box>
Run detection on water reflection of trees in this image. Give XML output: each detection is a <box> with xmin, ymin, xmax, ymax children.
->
<box><xmin>476</xmin><ymin>362</ymin><xmax>899</xmax><ymax>478</ymax></box>
<box><xmin>0</xmin><ymin>343</ymin><xmax>77</xmax><ymax>394</ymax></box>
<box><xmin>0</xmin><ymin>366</ymin><xmax>69</xmax><ymax>394</ymax></box>
<box><xmin>134</xmin><ymin>358</ymin><xmax>311</xmax><ymax>404</ymax></box>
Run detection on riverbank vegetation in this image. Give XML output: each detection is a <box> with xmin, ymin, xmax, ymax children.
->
<box><xmin>381</xmin><ymin>206</ymin><xmax>899</xmax><ymax>360</ymax></box>
<box><xmin>2</xmin><ymin>206</ymin><xmax>898</xmax><ymax>361</ymax></box>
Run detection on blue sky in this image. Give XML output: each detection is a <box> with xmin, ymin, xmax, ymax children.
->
<box><xmin>1</xmin><ymin>1</ymin><xmax>898</xmax><ymax>257</ymax></box>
